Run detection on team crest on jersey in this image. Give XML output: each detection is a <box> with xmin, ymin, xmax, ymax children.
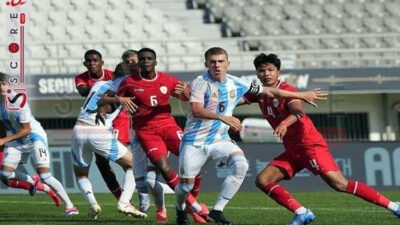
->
<box><xmin>160</xmin><ymin>86</ymin><xmax>168</xmax><ymax>94</ymax></box>
<box><xmin>273</xmin><ymin>98</ymin><xmax>280</xmax><ymax>107</ymax></box>
<box><xmin>229</xmin><ymin>90</ymin><xmax>235</xmax><ymax>99</ymax></box>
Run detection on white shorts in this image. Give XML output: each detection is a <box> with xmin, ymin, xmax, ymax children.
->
<box><xmin>71</xmin><ymin>125</ymin><xmax>128</xmax><ymax>167</ymax></box>
<box><xmin>3</xmin><ymin>140</ymin><xmax>50</xmax><ymax>169</ymax></box>
<box><xmin>179</xmin><ymin>141</ymin><xmax>243</xmax><ymax>178</ymax></box>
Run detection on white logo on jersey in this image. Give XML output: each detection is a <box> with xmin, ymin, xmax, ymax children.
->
<box><xmin>160</xmin><ymin>86</ymin><xmax>167</xmax><ymax>94</ymax></box>
<box><xmin>273</xmin><ymin>98</ymin><xmax>279</xmax><ymax>107</ymax></box>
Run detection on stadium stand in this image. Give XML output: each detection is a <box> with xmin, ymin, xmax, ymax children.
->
<box><xmin>1</xmin><ymin>0</ymin><xmax>399</xmax><ymax>75</ymax></box>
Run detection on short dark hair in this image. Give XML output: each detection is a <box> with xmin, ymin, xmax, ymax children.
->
<box><xmin>84</xmin><ymin>49</ymin><xmax>102</xmax><ymax>60</ymax></box>
<box><xmin>253</xmin><ymin>53</ymin><xmax>281</xmax><ymax>70</ymax></box>
<box><xmin>113</xmin><ymin>62</ymin><xmax>125</xmax><ymax>77</ymax></box>
<box><xmin>138</xmin><ymin>48</ymin><xmax>156</xmax><ymax>60</ymax></box>
<box><xmin>0</xmin><ymin>72</ymin><xmax>10</xmax><ymax>82</ymax></box>
<box><xmin>204</xmin><ymin>47</ymin><xmax>228</xmax><ymax>61</ymax></box>
<box><xmin>121</xmin><ymin>49</ymin><xmax>137</xmax><ymax>61</ymax></box>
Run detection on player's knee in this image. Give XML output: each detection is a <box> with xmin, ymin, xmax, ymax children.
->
<box><xmin>135</xmin><ymin>177</ymin><xmax>149</xmax><ymax>193</ymax></box>
<box><xmin>39</xmin><ymin>172</ymin><xmax>52</xmax><ymax>181</ymax></box>
<box><xmin>145</xmin><ymin>170</ymin><xmax>157</xmax><ymax>189</ymax></box>
<box><xmin>228</xmin><ymin>155</ymin><xmax>249</xmax><ymax>180</ymax></box>
<box><xmin>0</xmin><ymin>170</ymin><xmax>13</xmax><ymax>180</ymax></box>
<box><xmin>177</xmin><ymin>182</ymin><xmax>194</xmax><ymax>194</ymax></box>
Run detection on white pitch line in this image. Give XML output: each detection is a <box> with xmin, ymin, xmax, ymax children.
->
<box><xmin>0</xmin><ymin>200</ymin><xmax>389</xmax><ymax>214</ymax></box>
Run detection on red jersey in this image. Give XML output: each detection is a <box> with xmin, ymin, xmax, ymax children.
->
<box><xmin>74</xmin><ymin>69</ymin><xmax>114</xmax><ymax>87</ymax></box>
<box><xmin>243</xmin><ymin>81</ymin><xmax>324</xmax><ymax>145</ymax></box>
<box><xmin>117</xmin><ymin>71</ymin><xmax>180</xmax><ymax>129</ymax></box>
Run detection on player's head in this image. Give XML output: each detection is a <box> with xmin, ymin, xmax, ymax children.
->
<box><xmin>114</xmin><ymin>62</ymin><xmax>125</xmax><ymax>78</ymax></box>
<box><xmin>204</xmin><ymin>47</ymin><xmax>230</xmax><ymax>82</ymax></box>
<box><xmin>253</xmin><ymin>53</ymin><xmax>281</xmax><ymax>87</ymax></box>
<box><xmin>0</xmin><ymin>72</ymin><xmax>11</xmax><ymax>97</ymax></box>
<box><xmin>83</xmin><ymin>49</ymin><xmax>104</xmax><ymax>75</ymax></box>
<box><xmin>137</xmin><ymin>48</ymin><xmax>157</xmax><ymax>74</ymax></box>
<box><xmin>121</xmin><ymin>49</ymin><xmax>138</xmax><ymax>73</ymax></box>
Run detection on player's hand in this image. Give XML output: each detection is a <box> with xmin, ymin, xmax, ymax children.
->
<box><xmin>301</xmin><ymin>88</ymin><xmax>328</xmax><ymax>108</ymax></box>
<box><xmin>173</xmin><ymin>81</ymin><xmax>187</xmax><ymax>95</ymax></box>
<box><xmin>274</xmin><ymin>123</ymin><xmax>287</xmax><ymax>140</ymax></box>
<box><xmin>118</xmin><ymin>96</ymin><xmax>138</xmax><ymax>114</ymax></box>
<box><xmin>219</xmin><ymin>115</ymin><xmax>242</xmax><ymax>132</ymax></box>
<box><xmin>95</xmin><ymin>113</ymin><xmax>106</xmax><ymax>126</ymax></box>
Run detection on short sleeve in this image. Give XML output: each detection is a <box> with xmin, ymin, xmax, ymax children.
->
<box><xmin>189</xmin><ymin>77</ymin><xmax>208</xmax><ymax>103</ymax></box>
<box><xmin>75</xmin><ymin>74</ymin><xmax>86</xmax><ymax>87</ymax></box>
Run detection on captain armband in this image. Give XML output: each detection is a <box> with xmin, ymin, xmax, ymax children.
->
<box><xmin>246</xmin><ymin>82</ymin><xmax>261</xmax><ymax>95</ymax></box>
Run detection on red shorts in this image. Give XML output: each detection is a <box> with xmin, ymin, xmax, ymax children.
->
<box><xmin>269</xmin><ymin>141</ymin><xmax>339</xmax><ymax>178</ymax></box>
<box><xmin>0</xmin><ymin>151</ymin><xmax>4</xmax><ymax>167</ymax></box>
<box><xmin>135</xmin><ymin>123</ymin><xmax>182</xmax><ymax>163</ymax></box>
<box><xmin>112</xmin><ymin>109</ymin><xmax>131</xmax><ymax>146</ymax></box>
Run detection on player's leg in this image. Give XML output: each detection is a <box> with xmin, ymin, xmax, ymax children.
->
<box><xmin>94</xmin><ymin>153</ymin><xmax>121</xmax><ymax>200</ymax></box>
<box><xmin>257</xmin><ymin>151</ymin><xmax>315</xmax><ymax>225</ymax></box>
<box><xmin>206</xmin><ymin>142</ymin><xmax>249</xmax><ymax>225</ymax></box>
<box><xmin>132</xmin><ymin>136</ymin><xmax>151</xmax><ymax>213</ymax></box>
<box><xmin>175</xmin><ymin>144</ymin><xmax>206</xmax><ymax>225</ymax></box>
<box><xmin>163</xmin><ymin>125</ymin><xmax>207</xmax><ymax>222</ymax></box>
<box><xmin>321</xmin><ymin>170</ymin><xmax>400</xmax><ymax>218</ymax></box>
<box><xmin>33</xmin><ymin>140</ymin><xmax>77</xmax><ymax>215</ymax></box>
<box><xmin>114</xmin><ymin>146</ymin><xmax>147</xmax><ymax>218</ymax></box>
<box><xmin>0</xmin><ymin>147</ymin><xmax>38</xmax><ymax>193</ymax></box>
<box><xmin>146</xmin><ymin>167</ymin><xmax>168</xmax><ymax>223</ymax></box>
<box><xmin>71</xmin><ymin>125</ymin><xmax>99</xmax><ymax>218</ymax></box>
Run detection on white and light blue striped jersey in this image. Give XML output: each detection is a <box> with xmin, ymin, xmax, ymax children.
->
<box><xmin>109</xmin><ymin>75</ymin><xmax>128</xmax><ymax>93</ymax></box>
<box><xmin>182</xmin><ymin>72</ymin><xmax>251</xmax><ymax>146</ymax></box>
<box><xmin>0</xmin><ymin>91</ymin><xmax>47</xmax><ymax>146</ymax></box>
<box><xmin>77</xmin><ymin>80</ymin><xmax>121</xmax><ymax>127</ymax></box>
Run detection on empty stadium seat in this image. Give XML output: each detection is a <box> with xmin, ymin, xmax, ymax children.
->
<box><xmin>301</xmin><ymin>19</ymin><xmax>324</xmax><ymax>34</ymax></box>
<box><xmin>303</xmin><ymin>4</ymin><xmax>324</xmax><ymax>19</ymax></box>
<box><xmin>323</xmin><ymin>4</ymin><xmax>344</xmax><ymax>19</ymax></box>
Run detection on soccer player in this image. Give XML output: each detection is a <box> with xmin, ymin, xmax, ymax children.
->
<box><xmin>107</xmin><ymin>49</ymin><xmax>151</xmax><ymax>213</ymax></box>
<box><xmin>116</xmin><ymin>47</ymin><xmax>207</xmax><ymax>223</ymax></box>
<box><xmin>74</xmin><ymin>49</ymin><xmax>122</xmax><ymax>200</ymax></box>
<box><xmin>71</xmin><ymin>79</ymin><xmax>147</xmax><ymax>219</ymax></box>
<box><xmin>175</xmin><ymin>47</ymin><xmax>326</xmax><ymax>225</ymax></box>
<box><xmin>0</xmin><ymin>72</ymin><xmax>78</xmax><ymax>216</ymax></box>
<box><xmin>241</xmin><ymin>53</ymin><xmax>400</xmax><ymax>225</ymax></box>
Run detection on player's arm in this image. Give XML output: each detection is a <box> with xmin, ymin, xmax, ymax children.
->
<box><xmin>274</xmin><ymin>100</ymin><xmax>304</xmax><ymax>140</ymax></box>
<box><xmin>191</xmin><ymin>102</ymin><xmax>242</xmax><ymax>132</ymax></box>
<box><xmin>247</xmin><ymin>82</ymin><xmax>327</xmax><ymax>107</ymax></box>
<box><xmin>98</xmin><ymin>90</ymin><xmax>137</xmax><ymax>114</ymax></box>
<box><xmin>76</xmin><ymin>84</ymin><xmax>91</xmax><ymax>97</ymax></box>
<box><xmin>0</xmin><ymin>122</ymin><xmax>30</xmax><ymax>147</ymax></box>
<box><xmin>173</xmin><ymin>81</ymin><xmax>190</xmax><ymax>101</ymax></box>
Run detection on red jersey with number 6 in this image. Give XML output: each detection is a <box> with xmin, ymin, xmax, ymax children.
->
<box><xmin>117</xmin><ymin>71</ymin><xmax>181</xmax><ymax>129</ymax></box>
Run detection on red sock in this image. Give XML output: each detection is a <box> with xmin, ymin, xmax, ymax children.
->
<box><xmin>262</xmin><ymin>183</ymin><xmax>302</xmax><ymax>212</ymax></box>
<box><xmin>166</xmin><ymin>171</ymin><xmax>180</xmax><ymax>189</ymax></box>
<box><xmin>9</xmin><ymin>180</ymin><xmax>31</xmax><ymax>190</ymax></box>
<box><xmin>190</xmin><ymin>175</ymin><xmax>202</xmax><ymax>199</ymax></box>
<box><xmin>111</xmin><ymin>187</ymin><xmax>122</xmax><ymax>200</ymax></box>
<box><xmin>346</xmin><ymin>180</ymin><xmax>390</xmax><ymax>208</ymax></box>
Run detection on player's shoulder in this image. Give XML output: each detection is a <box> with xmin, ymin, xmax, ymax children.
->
<box><xmin>103</xmin><ymin>69</ymin><xmax>114</xmax><ymax>79</ymax></box>
<box><xmin>75</xmin><ymin>71</ymin><xmax>89</xmax><ymax>79</ymax></box>
<box><xmin>278</xmin><ymin>81</ymin><xmax>297</xmax><ymax>91</ymax></box>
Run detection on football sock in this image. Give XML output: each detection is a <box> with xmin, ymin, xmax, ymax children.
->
<box><xmin>146</xmin><ymin>170</ymin><xmax>165</xmax><ymax>210</ymax></box>
<box><xmin>262</xmin><ymin>183</ymin><xmax>303</xmax><ymax>212</ymax></box>
<box><xmin>41</xmin><ymin>172</ymin><xmax>74</xmax><ymax>208</ymax></box>
<box><xmin>214</xmin><ymin>155</ymin><xmax>248</xmax><ymax>211</ymax></box>
<box><xmin>191</xmin><ymin>175</ymin><xmax>202</xmax><ymax>199</ymax></box>
<box><xmin>346</xmin><ymin>180</ymin><xmax>391</xmax><ymax>209</ymax></box>
<box><xmin>119</xmin><ymin>169</ymin><xmax>135</xmax><ymax>204</ymax></box>
<box><xmin>77</xmin><ymin>177</ymin><xmax>97</xmax><ymax>205</ymax></box>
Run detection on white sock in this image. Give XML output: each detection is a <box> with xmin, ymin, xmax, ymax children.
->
<box><xmin>295</xmin><ymin>207</ymin><xmax>307</xmax><ymax>214</ymax></box>
<box><xmin>41</xmin><ymin>172</ymin><xmax>74</xmax><ymax>208</ymax></box>
<box><xmin>119</xmin><ymin>169</ymin><xmax>135</xmax><ymax>204</ymax></box>
<box><xmin>77</xmin><ymin>177</ymin><xmax>97</xmax><ymax>205</ymax></box>
<box><xmin>388</xmin><ymin>202</ymin><xmax>399</xmax><ymax>212</ymax></box>
<box><xmin>146</xmin><ymin>171</ymin><xmax>165</xmax><ymax>210</ymax></box>
<box><xmin>14</xmin><ymin>171</ymin><xmax>34</xmax><ymax>184</ymax></box>
<box><xmin>175</xmin><ymin>183</ymin><xmax>189</xmax><ymax>211</ymax></box>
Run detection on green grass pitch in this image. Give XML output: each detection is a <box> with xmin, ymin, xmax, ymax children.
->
<box><xmin>0</xmin><ymin>191</ymin><xmax>399</xmax><ymax>224</ymax></box>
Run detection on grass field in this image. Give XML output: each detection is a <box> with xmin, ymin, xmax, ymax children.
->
<box><xmin>0</xmin><ymin>191</ymin><xmax>399</xmax><ymax>225</ymax></box>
